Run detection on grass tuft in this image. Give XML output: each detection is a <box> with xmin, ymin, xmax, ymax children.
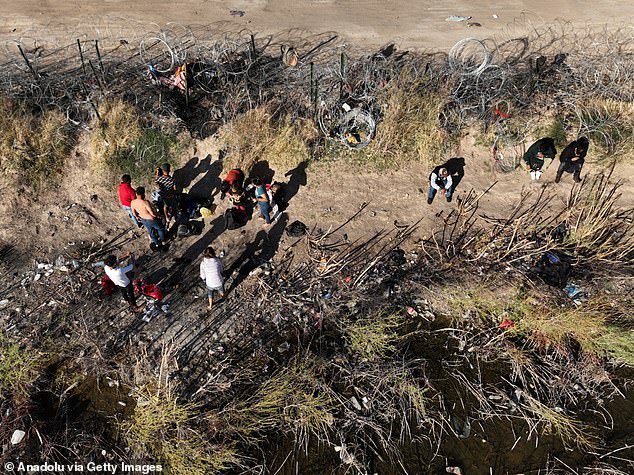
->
<box><xmin>219</xmin><ymin>105</ymin><xmax>317</xmax><ymax>175</ymax></box>
<box><xmin>0</xmin><ymin>336</ymin><xmax>46</xmax><ymax>405</ymax></box>
<box><xmin>342</xmin><ymin>312</ymin><xmax>403</xmax><ymax>362</ymax></box>
<box><xmin>0</xmin><ymin>98</ymin><xmax>71</xmax><ymax>188</ymax></box>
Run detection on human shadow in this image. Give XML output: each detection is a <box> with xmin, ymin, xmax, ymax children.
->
<box><xmin>188</xmin><ymin>156</ymin><xmax>223</xmax><ymax>199</ymax></box>
<box><xmin>441</xmin><ymin>156</ymin><xmax>466</xmax><ymax>194</ymax></box>
<box><xmin>282</xmin><ymin>160</ymin><xmax>309</xmax><ymax>205</ymax></box>
<box><xmin>225</xmin><ymin>213</ymin><xmax>289</xmax><ymax>293</ymax></box>
<box><xmin>249</xmin><ymin>160</ymin><xmax>275</xmax><ymax>184</ymax></box>
<box><xmin>173</xmin><ymin>156</ymin><xmax>207</xmax><ymax>192</ymax></box>
<box><xmin>144</xmin><ymin>214</ymin><xmax>225</xmax><ymax>289</ymax></box>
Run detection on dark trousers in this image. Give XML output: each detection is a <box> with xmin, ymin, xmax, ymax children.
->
<box><xmin>120</xmin><ymin>283</ymin><xmax>137</xmax><ymax>306</ymax></box>
<box><xmin>556</xmin><ymin>161</ymin><xmax>582</xmax><ymax>181</ymax></box>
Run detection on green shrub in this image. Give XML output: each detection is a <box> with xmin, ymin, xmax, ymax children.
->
<box><xmin>0</xmin><ymin>337</ymin><xmax>46</xmax><ymax>404</ymax></box>
<box><xmin>90</xmin><ymin>99</ymin><xmax>187</xmax><ymax>185</ymax></box>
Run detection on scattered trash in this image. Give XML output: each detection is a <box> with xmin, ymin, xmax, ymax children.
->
<box><xmin>0</xmin><ymin>299</ymin><xmax>9</xmax><ymax>309</ymax></box>
<box><xmin>344</xmin><ymin>276</ymin><xmax>352</xmax><ymax>283</ymax></box>
<box><xmin>564</xmin><ymin>283</ymin><xmax>588</xmax><ymax>305</ymax></box>
<box><xmin>323</xmin><ymin>290</ymin><xmax>333</xmax><ymax>300</ymax></box>
<box><xmin>350</xmin><ymin>396</ymin><xmax>362</xmax><ymax>411</ymax></box>
<box><xmin>277</xmin><ymin>342</ymin><xmax>290</xmax><ymax>353</ymax></box>
<box><xmin>446</xmin><ymin>467</ymin><xmax>463</xmax><ymax>475</ymax></box>
<box><xmin>467</xmin><ymin>22</ymin><xmax>482</xmax><ymax>27</ymax></box>
<box><xmin>229</xmin><ymin>9</ymin><xmax>245</xmax><ymax>17</ymax></box>
<box><xmin>499</xmin><ymin>318</ymin><xmax>515</xmax><ymax>329</ymax></box>
<box><xmin>406</xmin><ymin>306</ymin><xmax>418</xmax><ymax>317</ymax></box>
<box><xmin>90</xmin><ymin>194</ymin><xmax>98</xmax><ymax>203</ymax></box>
<box><xmin>492</xmin><ymin>14</ymin><xmax>498</xmax><ymax>18</ymax></box>
<box><xmin>446</xmin><ymin>15</ymin><xmax>472</xmax><ymax>22</ymax></box>
<box><xmin>10</xmin><ymin>429</ymin><xmax>25</xmax><ymax>445</ymax></box>
<box><xmin>281</xmin><ymin>45</ymin><xmax>299</xmax><ymax>67</ymax></box>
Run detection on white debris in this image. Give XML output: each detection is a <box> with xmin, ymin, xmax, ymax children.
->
<box><xmin>11</xmin><ymin>429</ymin><xmax>26</xmax><ymax>445</ymax></box>
<box><xmin>446</xmin><ymin>15</ymin><xmax>472</xmax><ymax>22</ymax></box>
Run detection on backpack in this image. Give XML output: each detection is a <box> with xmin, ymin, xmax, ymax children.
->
<box><xmin>286</xmin><ymin>220</ymin><xmax>307</xmax><ymax>237</ymax></box>
<box><xmin>225</xmin><ymin>208</ymin><xmax>245</xmax><ymax>230</ymax></box>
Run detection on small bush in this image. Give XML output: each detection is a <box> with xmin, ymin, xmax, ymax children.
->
<box><xmin>0</xmin><ymin>337</ymin><xmax>46</xmax><ymax>404</ymax></box>
<box><xmin>573</xmin><ymin>98</ymin><xmax>634</xmax><ymax>158</ymax></box>
<box><xmin>342</xmin><ymin>312</ymin><xmax>402</xmax><ymax>362</ymax></box>
<box><xmin>90</xmin><ymin>99</ymin><xmax>187</xmax><ymax>184</ymax></box>
<box><xmin>0</xmin><ymin>98</ymin><xmax>71</xmax><ymax>188</ymax></box>
<box><xmin>121</xmin><ymin>383</ymin><xmax>237</xmax><ymax>475</ymax></box>
<box><xmin>224</xmin><ymin>359</ymin><xmax>335</xmax><ymax>445</ymax></box>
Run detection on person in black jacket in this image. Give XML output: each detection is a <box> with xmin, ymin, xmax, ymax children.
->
<box><xmin>522</xmin><ymin>137</ymin><xmax>556</xmax><ymax>181</ymax></box>
<box><xmin>555</xmin><ymin>137</ymin><xmax>589</xmax><ymax>183</ymax></box>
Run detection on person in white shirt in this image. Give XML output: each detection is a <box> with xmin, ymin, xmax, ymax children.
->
<box><xmin>427</xmin><ymin>166</ymin><xmax>453</xmax><ymax>204</ymax></box>
<box><xmin>200</xmin><ymin>247</ymin><xmax>225</xmax><ymax>309</ymax></box>
<box><xmin>104</xmin><ymin>253</ymin><xmax>143</xmax><ymax>312</ymax></box>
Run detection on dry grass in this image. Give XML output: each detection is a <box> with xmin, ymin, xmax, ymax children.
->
<box><xmin>0</xmin><ymin>336</ymin><xmax>46</xmax><ymax>405</ymax></box>
<box><xmin>89</xmin><ymin>99</ymin><xmax>188</xmax><ymax>185</ymax></box>
<box><xmin>218</xmin><ymin>105</ymin><xmax>318</xmax><ymax>176</ymax></box>
<box><xmin>574</xmin><ymin>98</ymin><xmax>634</xmax><ymax>159</ymax></box>
<box><xmin>223</xmin><ymin>358</ymin><xmax>335</xmax><ymax>446</ymax></box>
<box><xmin>341</xmin><ymin>312</ymin><xmax>403</xmax><ymax>362</ymax></box>
<box><xmin>90</xmin><ymin>99</ymin><xmax>141</xmax><ymax>173</ymax></box>
<box><xmin>349</xmin><ymin>72</ymin><xmax>449</xmax><ymax>171</ymax></box>
<box><xmin>0</xmin><ymin>98</ymin><xmax>71</xmax><ymax>188</ymax></box>
<box><xmin>120</xmin><ymin>346</ymin><xmax>239</xmax><ymax>474</ymax></box>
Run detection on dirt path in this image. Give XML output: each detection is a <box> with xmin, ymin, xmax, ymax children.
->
<box><xmin>2</xmin><ymin>0</ymin><xmax>634</xmax><ymax>50</ymax></box>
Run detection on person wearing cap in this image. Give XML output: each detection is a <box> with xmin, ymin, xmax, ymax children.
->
<box><xmin>555</xmin><ymin>137</ymin><xmax>589</xmax><ymax>183</ymax></box>
<box><xmin>427</xmin><ymin>165</ymin><xmax>453</xmax><ymax>204</ymax></box>
<box><xmin>523</xmin><ymin>137</ymin><xmax>557</xmax><ymax>180</ymax></box>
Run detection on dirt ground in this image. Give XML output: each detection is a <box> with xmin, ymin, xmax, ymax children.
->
<box><xmin>2</xmin><ymin>0</ymin><xmax>634</xmax><ymax>50</ymax></box>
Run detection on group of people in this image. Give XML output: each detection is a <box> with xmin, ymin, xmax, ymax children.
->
<box><xmin>426</xmin><ymin>136</ymin><xmax>590</xmax><ymax>203</ymax></box>
<box><xmin>220</xmin><ymin>168</ymin><xmax>282</xmax><ymax>228</ymax></box>
<box><xmin>111</xmin><ymin>162</ymin><xmax>284</xmax><ymax>313</ymax></box>
<box><xmin>117</xmin><ymin>165</ymin><xmax>177</xmax><ymax>251</ymax></box>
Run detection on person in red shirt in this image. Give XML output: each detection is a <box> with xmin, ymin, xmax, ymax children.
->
<box><xmin>220</xmin><ymin>168</ymin><xmax>245</xmax><ymax>200</ymax></box>
<box><xmin>118</xmin><ymin>174</ymin><xmax>141</xmax><ymax>227</ymax></box>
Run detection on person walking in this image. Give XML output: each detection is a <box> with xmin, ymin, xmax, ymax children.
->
<box><xmin>252</xmin><ymin>177</ymin><xmax>272</xmax><ymax>225</ymax></box>
<box><xmin>427</xmin><ymin>166</ymin><xmax>453</xmax><ymax>204</ymax></box>
<box><xmin>200</xmin><ymin>247</ymin><xmax>225</xmax><ymax>309</ymax></box>
<box><xmin>555</xmin><ymin>137</ymin><xmax>589</xmax><ymax>183</ymax></box>
<box><xmin>131</xmin><ymin>186</ymin><xmax>167</xmax><ymax>249</ymax></box>
<box><xmin>104</xmin><ymin>252</ymin><xmax>143</xmax><ymax>312</ymax></box>
<box><xmin>118</xmin><ymin>175</ymin><xmax>141</xmax><ymax>227</ymax></box>
<box><xmin>523</xmin><ymin>137</ymin><xmax>557</xmax><ymax>180</ymax></box>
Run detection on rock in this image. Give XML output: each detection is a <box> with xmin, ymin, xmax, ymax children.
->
<box><xmin>11</xmin><ymin>429</ymin><xmax>26</xmax><ymax>445</ymax></box>
<box><xmin>0</xmin><ymin>300</ymin><xmax>9</xmax><ymax>309</ymax></box>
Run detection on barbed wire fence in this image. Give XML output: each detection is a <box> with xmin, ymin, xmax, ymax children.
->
<box><xmin>2</xmin><ymin>20</ymin><xmax>634</xmax><ymax>150</ymax></box>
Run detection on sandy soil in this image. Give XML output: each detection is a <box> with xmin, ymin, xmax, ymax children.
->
<box><xmin>1</xmin><ymin>0</ymin><xmax>632</xmax><ymax>50</ymax></box>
